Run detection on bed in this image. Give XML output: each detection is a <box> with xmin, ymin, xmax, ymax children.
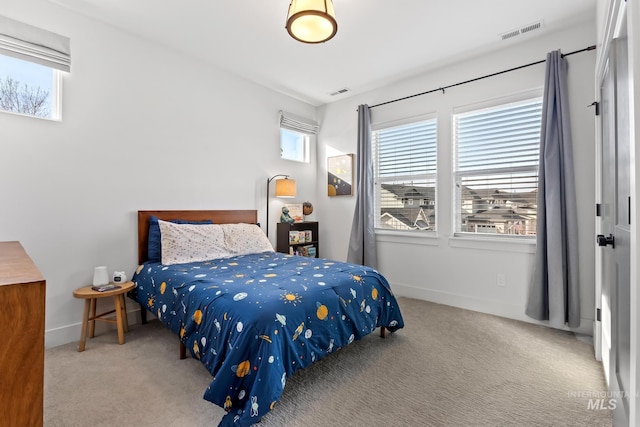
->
<box><xmin>130</xmin><ymin>210</ymin><xmax>404</xmax><ymax>426</ymax></box>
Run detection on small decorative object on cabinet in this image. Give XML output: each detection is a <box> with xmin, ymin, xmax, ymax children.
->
<box><xmin>0</xmin><ymin>241</ymin><xmax>46</xmax><ymax>426</ymax></box>
<box><xmin>302</xmin><ymin>201</ymin><xmax>314</xmax><ymax>218</ymax></box>
<box><xmin>277</xmin><ymin>221</ymin><xmax>319</xmax><ymax>258</ymax></box>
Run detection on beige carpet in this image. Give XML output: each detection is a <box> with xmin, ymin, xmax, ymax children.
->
<box><xmin>45</xmin><ymin>297</ymin><xmax>612</xmax><ymax>426</ymax></box>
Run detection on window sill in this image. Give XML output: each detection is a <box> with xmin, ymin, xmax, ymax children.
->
<box><xmin>448</xmin><ymin>234</ymin><xmax>536</xmax><ymax>253</ymax></box>
<box><xmin>375</xmin><ymin>229</ymin><xmax>440</xmax><ymax>246</ymax></box>
<box><xmin>373</xmin><ymin>230</ymin><xmax>536</xmax><ymax>253</ymax></box>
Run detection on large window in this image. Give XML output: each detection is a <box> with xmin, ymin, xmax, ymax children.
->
<box><xmin>453</xmin><ymin>96</ymin><xmax>542</xmax><ymax>236</ymax></box>
<box><xmin>373</xmin><ymin>117</ymin><xmax>437</xmax><ymax>232</ymax></box>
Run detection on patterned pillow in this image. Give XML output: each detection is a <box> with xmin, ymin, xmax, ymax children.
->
<box><xmin>158</xmin><ymin>220</ymin><xmax>232</xmax><ymax>265</ymax></box>
<box><xmin>221</xmin><ymin>223</ymin><xmax>274</xmax><ymax>255</ymax></box>
<box><xmin>147</xmin><ymin>215</ymin><xmax>212</xmax><ymax>262</ymax></box>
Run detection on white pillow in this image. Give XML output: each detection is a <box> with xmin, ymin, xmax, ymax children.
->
<box><xmin>158</xmin><ymin>220</ymin><xmax>232</xmax><ymax>265</ymax></box>
<box><xmin>221</xmin><ymin>223</ymin><xmax>274</xmax><ymax>256</ymax></box>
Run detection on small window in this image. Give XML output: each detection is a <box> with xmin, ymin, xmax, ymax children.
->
<box><xmin>373</xmin><ymin>117</ymin><xmax>438</xmax><ymax>232</ymax></box>
<box><xmin>279</xmin><ymin>110</ymin><xmax>318</xmax><ymax>163</ymax></box>
<box><xmin>280</xmin><ymin>128</ymin><xmax>310</xmax><ymax>163</ymax></box>
<box><xmin>0</xmin><ymin>54</ymin><xmax>59</xmax><ymax>119</ymax></box>
<box><xmin>0</xmin><ymin>15</ymin><xmax>70</xmax><ymax>120</ymax></box>
<box><xmin>453</xmin><ymin>96</ymin><xmax>542</xmax><ymax>237</ymax></box>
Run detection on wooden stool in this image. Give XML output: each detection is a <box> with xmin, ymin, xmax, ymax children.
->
<box><xmin>73</xmin><ymin>281</ymin><xmax>135</xmax><ymax>352</ymax></box>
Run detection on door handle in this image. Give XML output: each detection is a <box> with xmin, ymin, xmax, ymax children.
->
<box><xmin>597</xmin><ymin>234</ymin><xmax>615</xmax><ymax>248</ymax></box>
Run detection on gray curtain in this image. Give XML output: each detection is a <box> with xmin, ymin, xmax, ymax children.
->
<box><xmin>347</xmin><ymin>105</ymin><xmax>378</xmax><ymax>268</ymax></box>
<box><xmin>525</xmin><ymin>50</ymin><xmax>580</xmax><ymax>328</ymax></box>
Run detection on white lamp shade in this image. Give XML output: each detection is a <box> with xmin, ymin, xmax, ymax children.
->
<box><xmin>286</xmin><ymin>0</ymin><xmax>337</xmax><ymax>44</ymax></box>
<box><xmin>93</xmin><ymin>266</ymin><xmax>110</xmax><ymax>286</ymax></box>
<box><xmin>275</xmin><ymin>178</ymin><xmax>296</xmax><ymax>197</ymax></box>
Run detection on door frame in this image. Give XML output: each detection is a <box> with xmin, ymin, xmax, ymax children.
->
<box><xmin>595</xmin><ymin>0</ymin><xmax>626</xmax><ymax>366</ymax></box>
<box><xmin>596</xmin><ymin>0</ymin><xmax>640</xmax><ymax>424</ymax></box>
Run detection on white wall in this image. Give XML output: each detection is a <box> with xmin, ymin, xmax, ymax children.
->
<box><xmin>0</xmin><ymin>0</ymin><xmax>317</xmax><ymax>348</ymax></box>
<box><xmin>316</xmin><ymin>20</ymin><xmax>597</xmax><ymax>335</ymax></box>
<box><xmin>0</xmin><ymin>1</ymin><xmax>598</xmax><ymax>348</ymax></box>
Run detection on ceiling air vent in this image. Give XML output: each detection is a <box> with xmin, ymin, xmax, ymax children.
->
<box><xmin>330</xmin><ymin>88</ymin><xmax>350</xmax><ymax>96</ymax></box>
<box><xmin>500</xmin><ymin>20</ymin><xmax>544</xmax><ymax>41</ymax></box>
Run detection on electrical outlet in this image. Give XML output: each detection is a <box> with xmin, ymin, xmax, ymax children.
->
<box><xmin>496</xmin><ymin>274</ymin><xmax>506</xmax><ymax>287</ymax></box>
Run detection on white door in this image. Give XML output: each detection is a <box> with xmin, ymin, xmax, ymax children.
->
<box><xmin>599</xmin><ymin>28</ymin><xmax>631</xmax><ymax>425</ymax></box>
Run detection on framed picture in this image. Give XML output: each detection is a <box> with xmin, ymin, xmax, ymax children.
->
<box><xmin>327</xmin><ymin>154</ymin><xmax>354</xmax><ymax>196</ymax></box>
<box><xmin>284</xmin><ymin>204</ymin><xmax>304</xmax><ymax>222</ymax></box>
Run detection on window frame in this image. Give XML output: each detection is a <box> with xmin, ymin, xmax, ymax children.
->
<box><xmin>280</xmin><ymin>127</ymin><xmax>311</xmax><ymax>163</ymax></box>
<box><xmin>0</xmin><ymin>53</ymin><xmax>62</xmax><ymax>120</ymax></box>
<box><xmin>279</xmin><ymin>110</ymin><xmax>317</xmax><ymax>163</ymax></box>
<box><xmin>372</xmin><ymin>113</ymin><xmax>438</xmax><ymax>234</ymax></box>
<box><xmin>0</xmin><ymin>15</ymin><xmax>69</xmax><ymax>121</ymax></box>
<box><xmin>452</xmin><ymin>90</ymin><xmax>543</xmax><ymax>240</ymax></box>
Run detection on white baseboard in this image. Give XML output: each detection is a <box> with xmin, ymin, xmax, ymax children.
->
<box><xmin>391</xmin><ymin>282</ymin><xmax>594</xmax><ymax>337</ymax></box>
<box><xmin>45</xmin><ymin>307</ymin><xmax>143</xmax><ymax>349</ymax></box>
<box><xmin>46</xmin><ymin>285</ymin><xmax>594</xmax><ymax>348</ymax></box>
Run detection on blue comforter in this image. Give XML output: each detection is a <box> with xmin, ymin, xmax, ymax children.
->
<box><xmin>131</xmin><ymin>252</ymin><xmax>404</xmax><ymax>426</ymax></box>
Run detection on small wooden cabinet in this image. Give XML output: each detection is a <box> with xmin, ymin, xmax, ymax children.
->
<box><xmin>0</xmin><ymin>241</ymin><xmax>45</xmax><ymax>426</ymax></box>
<box><xmin>276</xmin><ymin>221</ymin><xmax>319</xmax><ymax>258</ymax></box>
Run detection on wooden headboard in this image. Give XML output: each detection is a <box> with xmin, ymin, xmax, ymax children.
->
<box><xmin>137</xmin><ymin>210</ymin><xmax>258</xmax><ymax>264</ymax></box>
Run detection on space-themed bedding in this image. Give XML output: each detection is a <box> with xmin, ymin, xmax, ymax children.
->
<box><xmin>130</xmin><ymin>251</ymin><xmax>404</xmax><ymax>427</ymax></box>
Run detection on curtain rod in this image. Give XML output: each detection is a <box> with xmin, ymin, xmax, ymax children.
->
<box><xmin>369</xmin><ymin>45</ymin><xmax>597</xmax><ymax>109</ymax></box>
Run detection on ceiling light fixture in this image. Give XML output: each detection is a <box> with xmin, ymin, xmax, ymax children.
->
<box><xmin>286</xmin><ymin>0</ymin><xmax>337</xmax><ymax>44</ymax></box>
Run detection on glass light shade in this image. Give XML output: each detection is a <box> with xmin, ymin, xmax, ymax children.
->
<box><xmin>286</xmin><ymin>0</ymin><xmax>337</xmax><ymax>44</ymax></box>
<box><xmin>275</xmin><ymin>178</ymin><xmax>296</xmax><ymax>197</ymax></box>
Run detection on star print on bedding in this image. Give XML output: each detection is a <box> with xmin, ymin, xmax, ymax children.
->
<box><xmin>131</xmin><ymin>251</ymin><xmax>404</xmax><ymax>427</ymax></box>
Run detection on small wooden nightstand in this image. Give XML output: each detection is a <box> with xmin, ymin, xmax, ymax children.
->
<box><xmin>73</xmin><ymin>281</ymin><xmax>135</xmax><ymax>352</ymax></box>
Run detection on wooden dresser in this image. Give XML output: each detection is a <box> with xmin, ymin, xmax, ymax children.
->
<box><xmin>0</xmin><ymin>241</ymin><xmax>45</xmax><ymax>426</ymax></box>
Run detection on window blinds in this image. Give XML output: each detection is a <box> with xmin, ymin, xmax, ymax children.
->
<box><xmin>455</xmin><ymin>100</ymin><xmax>542</xmax><ymax>173</ymax></box>
<box><xmin>453</xmin><ymin>98</ymin><xmax>542</xmax><ymax>235</ymax></box>
<box><xmin>279</xmin><ymin>110</ymin><xmax>319</xmax><ymax>135</ymax></box>
<box><xmin>373</xmin><ymin>119</ymin><xmax>438</xmax><ymax>231</ymax></box>
<box><xmin>0</xmin><ymin>15</ymin><xmax>70</xmax><ymax>72</ymax></box>
<box><xmin>374</xmin><ymin>120</ymin><xmax>437</xmax><ymax>177</ymax></box>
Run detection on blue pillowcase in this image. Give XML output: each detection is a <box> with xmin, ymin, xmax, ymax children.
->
<box><xmin>147</xmin><ymin>215</ymin><xmax>213</xmax><ymax>262</ymax></box>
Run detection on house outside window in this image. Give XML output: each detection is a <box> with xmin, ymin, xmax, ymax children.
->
<box><xmin>373</xmin><ymin>116</ymin><xmax>437</xmax><ymax>232</ymax></box>
<box><xmin>453</xmin><ymin>95</ymin><xmax>542</xmax><ymax>237</ymax></box>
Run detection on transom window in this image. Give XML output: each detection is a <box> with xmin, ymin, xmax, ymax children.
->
<box><xmin>0</xmin><ymin>54</ymin><xmax>58</xmax><ymax>119</ymax></box>
<box><xmin>279</xmin><ymin>110</ymin><xmax>318</xmax><ymax>163</ymax></box>
<box><xmin>280</xmin><ymin>128</ymin><xmax>310</xmax><ymax>163</ymax></box>
<box><xmin>373</xmin><ymin>117</ymin><xmax>437</xmax><ymax>232</ymax></box>
<box><xmin>453</xmin><ymin>96</ymin><xmax>542</xmax><ymax>236</ymax></box>
<box><xmin>0</xmin><ymin>15</ymin><xmax>70</xmax><ymax>120</ymax></box>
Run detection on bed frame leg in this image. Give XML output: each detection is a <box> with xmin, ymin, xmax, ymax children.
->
<box><xmin>380</xmin><ymin>326</ymin><xmax>386</xmax><ymax>338</ymax></box>
<box><xmin>139</xmin><ymin>303</ymin><xmax>147</xmax><ymax>324</ymax></box>
<box><xmin>179</xmin><ymin>341</ymin><xmax>187</xmax><ymax>360</ymax></box>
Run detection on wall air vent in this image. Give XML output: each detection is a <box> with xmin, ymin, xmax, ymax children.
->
<box><xmin>500</xmin><ymin>20</ymin><xmax>544</xmax><ymax>41</ymax></box>
<box><xmin>501</xmin><ymin>29</ymin><xmax>521</xmax><ymax>41</ymax></box>
<box><xmin>330</xmin><ymin>88</ymin><xmax>350</xmax><ymax>96</ymax></box>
